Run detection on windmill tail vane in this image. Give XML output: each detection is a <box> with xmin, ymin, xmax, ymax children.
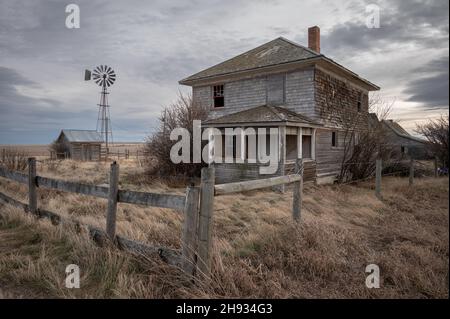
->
<box><xmin>85</xmin><ymin>65</ymin><xmax>116</xmax><ymax>151</ymax></box>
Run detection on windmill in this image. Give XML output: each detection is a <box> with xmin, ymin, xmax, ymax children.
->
<box><xmin>84</xmin><ymin>65</ymin><xmax>116</xmax><ymax>152</ymax></box>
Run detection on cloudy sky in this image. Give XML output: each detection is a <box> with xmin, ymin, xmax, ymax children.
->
<box><xmin>0</xmin><ymin>0</ymin><xmax>448</xmax><ymax>144</ymax></box>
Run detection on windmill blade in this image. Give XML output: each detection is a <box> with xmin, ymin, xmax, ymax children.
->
<box><xmin>95</xmin><ymin>66</ymin><xmax>102</xmax><ymax>73</ymax></box>
<box><xmin>106</xmin><ymin>66</ymin><xmax>112</xmax><ymax>73</ymax></box>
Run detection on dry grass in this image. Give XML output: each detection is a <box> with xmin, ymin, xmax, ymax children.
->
<box><xmin>0</xmin><ymin>159</ymin><xmax>448</xmax><ymax>298</ymax></box>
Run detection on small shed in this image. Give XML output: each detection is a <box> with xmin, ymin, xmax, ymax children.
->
<box><xmin>55</xmin><ymin>130</ymin><xmax>103</xmax><ymax>161</ymax></box>
<box><xmin>381</xmin><ymin>120</ymin><xmax>430</xmax><ymax>159</ymax></box>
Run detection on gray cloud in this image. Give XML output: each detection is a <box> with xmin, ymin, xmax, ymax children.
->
<box><xmin>403</xmin><ymin>56</ymin><xmax>449</xmax><ymax>108</ymax></box>
<box><xmin>0</xmin><ymin>0</ymin><xmax>448</xmax><ymax>143</ymax></box>
<box><xmin>322</xmin><ymin>0</ymin><xmax>449</xmax><ymax>53</ymax></box>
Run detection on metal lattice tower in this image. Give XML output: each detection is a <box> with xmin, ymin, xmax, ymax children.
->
<box><xmin>85</xmin><ymin>65</ymin><xmax>116</xmax><ymax>151</ymax></box>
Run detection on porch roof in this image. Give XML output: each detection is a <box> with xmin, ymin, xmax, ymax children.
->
<box><xmin>203</xmin><ymin>105</ymin><xmax>322</xmax><ymax>127</ymax></box>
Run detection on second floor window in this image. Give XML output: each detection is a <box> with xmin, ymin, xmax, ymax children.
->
<box><xmin>213</xmin><ymin>85</ymin><xmax>224</xmax><ymax>108</ymax></box>
<box><xmin>357</xmin><ymin>92</ymin><xmax>363</xmax><ymax>112</ymax></box>
<box><xmin>267</xmin><ymin>74</ymin><xmax>285</xmax><ymax>105</ymax></box>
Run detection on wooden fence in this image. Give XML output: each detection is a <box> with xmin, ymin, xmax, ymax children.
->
<box><xmin>0</xmin><ymin>157</ymin><xmax>209</xmax><ymax>278</ymax></box>
<box><xmin>0</xmin><ymin>156</ymin><xmax>439</xmax><ymax>279</ymax></box>
<box><xmin>0</xmin><ymin>157</ymin><xmax>305</xmax><ymax>279</ymax></box>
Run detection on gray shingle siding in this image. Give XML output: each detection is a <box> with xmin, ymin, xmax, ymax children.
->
<box><xmin>193</xmin><ymin>68</ymin><xmax>317</xmax><ymax>120</ymax></box>
<box><xmin>285</xmin><ymin>67</ymin><xmax>316</xmax><ymax>119</ymax></box>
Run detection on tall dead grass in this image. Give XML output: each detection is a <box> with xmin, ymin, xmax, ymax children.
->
<box><xmin>0</xmin><ymin>159</ymin><xmax>448</xmax><ymax>298</ymax></box>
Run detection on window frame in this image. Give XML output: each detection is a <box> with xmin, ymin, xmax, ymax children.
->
<box><xmin>357</xmin><ymin>92</ymin><xmax>363</xmax><ymax>112</ymax></box>
<box><xmin>213</xmin><ymin>84</ymin><xmax>225</xmax><ymax>108</ymax></box>
<box><xmin>331</xmin><ymin>131</ymin><xmax>337</xmax><ymax>148</ymax></box>
<box><xmin>266</xmin><ymin>74</ymin><xmax>286</xmax><ymax>105</ymax></box>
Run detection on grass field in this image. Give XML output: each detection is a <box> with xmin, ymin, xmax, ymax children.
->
<box><xmin>0</xmin><ymin>143</ymin><xmax>145</xmax><ymax>158</ymax></box>
<box><xmin>0</xmin><ymin>159</ymin><xmax>448</xmax><ymax>298</ymax></box>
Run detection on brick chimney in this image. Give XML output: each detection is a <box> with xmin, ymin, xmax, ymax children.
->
<box><xmin>308</xmin><ymin>26</ymin><xmax>320</xmax><ymax>53</ymax></box>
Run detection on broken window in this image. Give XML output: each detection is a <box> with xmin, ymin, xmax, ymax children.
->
<box><xmin>267</xmin><ymin>74</ymin><xmax>285</xmax><ymax>105</ymax></box>
<box><xmin>213</xmin><ymin>85</ymin><xmax>224</xmax><ymax>108</ymax></box>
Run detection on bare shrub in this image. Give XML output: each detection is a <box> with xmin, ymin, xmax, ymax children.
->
<box><xmin>145</xmin><ymin>93</ymin><xmax>208</xmax><ymax>178</ymax></box>
<box><xmin>0</xmin><ymin>148</ymin><xmax>28</xmax><ymax>171</ymax></box>
<box><xmin>416</xmin><ymin>115</ymin><xmax>449</xmax><ymax>168</ymax></box>
<box><xmin>338</xmin><ymin>94</ymin><xmax>398</xmax><ymax>182</ymax></box>
<box><xmin>49</xmin><ymin>140</ymin><xmax>67</xmax><ymax>159</ymax></box>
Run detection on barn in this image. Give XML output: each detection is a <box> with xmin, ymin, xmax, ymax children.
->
<box><xmin>381</xmin><ymin>120</ymin><xmax>430</xmax><ymax>159</ymax></box>
<box><xmin>55</xmin><ymin>130</ymin><xmax>103</xmax><ymax>161</ymax></box>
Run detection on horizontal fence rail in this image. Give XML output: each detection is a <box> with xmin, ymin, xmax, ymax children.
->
<box><xmin>0</xmin><ymin>190</ymin><xmax>180</xmax><ymax>266</ymax></box>
<box><xmin>0</xmin><ymin>159</ymin><xmax>195</xmax><ymax>277</ymax></box>
<box><xmin>36</xmin><ymin>176</ymin><xmax>109</xmax><ymax>198</ymax></box>
<box><xmin>0</xmin><ymin>166</ymin><xmax>28</xmax><ymax>184</ymax></box>
<box><xmin>214</xmin><ymin>173</ymin><xmax>302</xmax><ymax>195</ymax></box>
<box><xmin>35</xmin><ymin>175</ymin><xmax>186</xmax><ymax>210</ymax></box>
<box><xmin>118</xmin><ymin>190</ymin><xmax>185</xmax><ymax>210</ymax></box>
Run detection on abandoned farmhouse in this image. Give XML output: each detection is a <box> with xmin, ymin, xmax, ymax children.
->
<box><xmin>181</xmin><ymin>26</ymin><xmax>384</xmax><ymax>184</ymax></box>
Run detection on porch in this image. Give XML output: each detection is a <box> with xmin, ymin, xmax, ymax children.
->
<box><xmin>202</xmin><ymin>105</ymin><xmax>322</xmax><ymax>184</ymax></box>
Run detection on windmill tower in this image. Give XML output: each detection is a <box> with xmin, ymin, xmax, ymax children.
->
<box><xmin>85</xmin><ymin>65</ymin><xmax>116</xmax><ymax>152</ymax></box>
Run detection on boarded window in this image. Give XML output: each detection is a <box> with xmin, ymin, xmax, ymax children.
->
<box><xmin>267</xmin><ymin>74</ymin><xmax>285</xmax><ymax>105</ymax></box>
<box><xmin>213</xmin><ymin>85</ymin><xmax>224</xmax><ymax>108</ymax></box>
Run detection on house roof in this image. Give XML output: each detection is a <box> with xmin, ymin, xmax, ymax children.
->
<box><xmin>203</xmin><ymin>105</ymin><xmax>321</xmax><ymax>127</ymax></box>
<box><xmin>60</xmin><ymin>130</ymin><xmax>104</xmax><ymax>143</ymax></box>
<box><xmin>179</xmin><ymin>37</ymin><xmax>379</xmax><ymax>90</ymax></box>
<box><xmin>381</xmin><ymin>120</ymin><xmax>427</xmax><ymax>143</ymax></box>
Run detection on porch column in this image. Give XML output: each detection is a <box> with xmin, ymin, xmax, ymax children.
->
<box><xmin>298</xmin><ymin>127</ymin><xmax>303</xmax><ymax>159</ymax></box>
<box><xmin>278</xmin><ymin>126</ymin><xmax>286</xmax><ymax>169</ymax></box>
<box><xmin>311</xmin><ymin>128</ymin><xmax>316</xmax><ymax>160</ymax></box>
<box><xmin>237</xmin><ymin>127</ymin><xmax>245</xmax><ymax>163</ymax></box>
<box><xmin>277</xmin><ymin>126</ymin><xmax>286</xmax><ymax>192</ymax></box>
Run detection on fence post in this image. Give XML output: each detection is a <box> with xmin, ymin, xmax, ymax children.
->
<box><xmin>409</xmin><ymin>158</ymin><xmax>414</xmax><ymax>186</ymax></box>
<box><xmin>106</xmin><ymin>161</ymin><xmax>119</xmax><ymax>240</ymax></box>
<box><xmin>434</xmin><ymin>157</ymin><xmax>438</xmax><ymax>178</ymax></box>
<box><xmin>292</xmin><ymin>158</ymin><xmax>303</xmax><ymax>221</ymax></box>
<box><xmin>28</xmin><ymin>157</ymin><xmax>37</xmax><ymax>214</ymax></box>
<box><xmin>181</xmin><ymin>186</ymin><xmax>200</xmax><ymax>276</ymax></box>
<box><xmin>375</xmin><ymin>159</ymin><xmax>382</xmax><ymax>199</ymax></box>
<box><xmin>197</xmin><ymin>167</ymin><xmax>215</xmax><ymax>278</ymax></box>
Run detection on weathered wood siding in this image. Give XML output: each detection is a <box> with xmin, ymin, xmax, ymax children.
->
<box><xmin>214</xmin><ymin>160</ymin><xmax>316</xmax><ymax>184</ymax></box>
<box><xmin>314</xmin><ymin>67</ymin><xmax>369</xmax><ymax>128</ymax></box>
<box><xmin>284</xmin><ymin>160</ymin><xmax>316</xmax><ymax>182</ymax></box>
<box><xmin>315</xmin><ymin>128</ymin><xmax>345</xmax><ymax>178</ymax></box>
<box><xmin>213</xmin><ymin>163</ymin><xmax>279</xmax><ymax>184</ymax></box>
<box><xmin>384</xmin><ymin>129</ymin><xmax>430</xmax><ymax>160</ymax></box>
<box><xmin>193</xmin><ymin>67</ymin><xmax>316</xmax><ymax>120</ymax></box>
<box><xmin>70</xmin><ymin>143</ymin><xmax>101</xmax><ymax>161</ymax></box>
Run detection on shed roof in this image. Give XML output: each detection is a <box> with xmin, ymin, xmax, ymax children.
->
<box><xmin>179</xmin><ymin>37</ymin><xmax>379</xmax><ymax>90</ymax></box>
<box><xmin>60</xmin><ymin>130</ymin><xmax>104</xmax><ymax>143</ymax></box>
<box><xmin>203</xmin><ymin>105</ymin><xmax>321</xmax><ymax>127</ymax></box>
<box><xmin>381</xmin><ymin>120</ymin><xmax>427</xmax><ymax>143</ymax></box>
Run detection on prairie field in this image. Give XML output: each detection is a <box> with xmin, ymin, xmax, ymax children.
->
<box><xmin>0</xmin><ymin>143</ymin><xmax>145</xmax><ymax>158</ymax></box>
<box><xmin>0</xmin><ymin>159</ymin><xmax>448</xmax><ymax>299</ymax></box>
